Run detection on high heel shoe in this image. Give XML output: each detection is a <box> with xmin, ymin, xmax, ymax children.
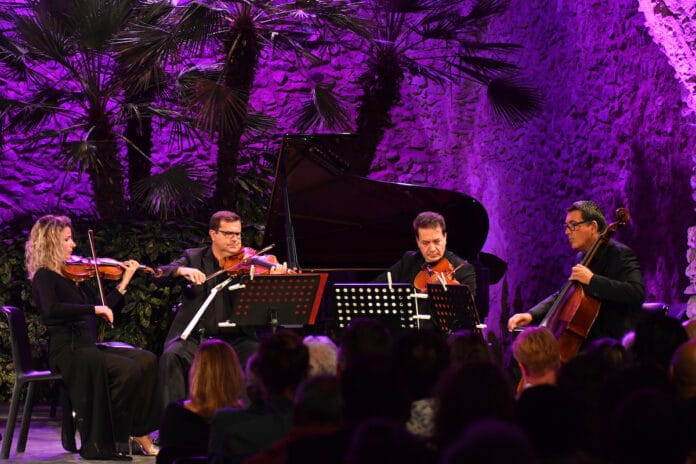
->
<box><xmin>129</xmin><ymin>435</ymin><xmax>159</xmax><ymax>456</ymax></box>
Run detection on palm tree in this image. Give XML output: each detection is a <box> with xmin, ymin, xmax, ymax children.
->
<box><xmin>0</xmin><ymin>0</ymin><xmax>209</xmax><ymax>219</ymax></box>
<box><xmin>352</xmin><ymin>0</ymin><xmax>542</xmax><ymax>175</ymax></box>
<box><xmin>161</xmin><ymin>0</ymin><xmax>368</xmax><ymax>210</ymax></box>
<box><xmin>0</xmin><ymin>0</ymin><xmax>136</xmax><ymax>217</ymax></box>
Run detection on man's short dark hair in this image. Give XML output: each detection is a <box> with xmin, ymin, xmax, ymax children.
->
<box><xmin>413</xmin><ymin>211</ymin><xmax>446</xmax><ymax>236</ymax></box>
<box><xmin>209</xmin><ymin>210</ymin><xmax>241</xmax><ymax>231</ymax></box>
<box><xmin>567</xmin><ymin>201</ymin><xmax>606</xmax><ymax>232</ymax></box>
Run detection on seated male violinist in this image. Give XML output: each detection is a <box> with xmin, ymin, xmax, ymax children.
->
<box><xmin>507</xmin><ymin>201</ymin><xmax>645</xmax><ymax>345</ymax></box>
<box><xmin>374</xmin><ymin>211</ymin><xmax>476</xmax><ymax>296</ymax></box>
<box><xmin>154</xmin><ymin>210</ymin><xmax>288</xmax><ymax>410</ymax></box>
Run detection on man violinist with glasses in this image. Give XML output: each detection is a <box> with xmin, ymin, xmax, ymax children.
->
<box><xmin>154</xmin><ymin>210</ymin><xmax>287</xmax><ymax>410</ymax></box>
<box><xmin>507</xmin><ymin>200</ymin><xmax>645</xmax><ymax>343</ymax></box>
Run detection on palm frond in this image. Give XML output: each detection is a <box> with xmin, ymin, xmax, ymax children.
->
<box><xmin>177</xmin><ymin>65</ymin><xmax>249</xmax><ymax>136</ymax></box>
<box><xmin>294</xmin><ymin>84</ymin><xmax>353</xmax><ymax>132</ymax></box>
<box><xmin>0</xmin><ymin>31</ymin><xmax>31</xmax><ymax>80</ymax></box>
<box><xmin>130</xmin><ymin>163</ymin><xmax>212</xmax><ymax>219</ymax></box>
<box><xmin>245</xmin><ymin>111</ymin><xmax>277</xmax><ymax>136</ymax></box>
<box><xmin>486</xmin><ymin>77</ymin><xmax>543</xmax><ymax>125</ymax></box>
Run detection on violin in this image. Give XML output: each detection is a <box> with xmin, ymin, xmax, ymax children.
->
<box><xmin>413</xmin><ymin>258</ymin><xmax>463</xmax><ymax>292</ymax></box>
<box><xmin>204</xmin><ymin>245</ymin><xmax>281</xmax><ymax>282</ymax></box>
<box><xmin>63</xmin><ymin>255</ymin><xmax>161</xmax><ymax>282</ymax></box>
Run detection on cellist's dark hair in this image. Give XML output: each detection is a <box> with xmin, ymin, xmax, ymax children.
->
<box><xmin>567</xmin><ymin>201</ymin><xmax>606</xmax><ymax>232</ymax></box>
<box><xmin>413</xmin><ymin>211</ymin><xmax>446</xmax><ymax>236</ymax></box>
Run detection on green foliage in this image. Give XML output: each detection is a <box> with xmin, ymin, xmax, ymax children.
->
<box><xmin>0</xmin><ymin>215</ymin><xmax>210</xmax><ymax>401</ymax></box>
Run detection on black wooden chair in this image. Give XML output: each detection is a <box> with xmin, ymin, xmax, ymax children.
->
<box><xmin>1</xmin><ymin>306</ymin><xmax>63</xmax><ymax>459</ymax></box>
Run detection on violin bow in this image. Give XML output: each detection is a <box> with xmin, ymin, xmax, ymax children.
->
<box><xmin>87</xmin><ymin>230</ymin><xmax>112</xmax><ymax>337</ymax></box>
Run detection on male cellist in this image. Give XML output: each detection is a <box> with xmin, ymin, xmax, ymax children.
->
<box><xmin>507</xmin><ymin>200</ymin><xmax>645</xmax><ymax>343</ymax></box>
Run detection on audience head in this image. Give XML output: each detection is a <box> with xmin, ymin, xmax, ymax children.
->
<box><xmin>584</xmin><ymin>337</ymin><xmax>629</xmax><ymax>371</ymax></box>
<box><xmin>434</xmin><ymin>361</ymin><xmax>515</xmax><ymax>450</ymax></box>
<box><xmin>256</xmin><ymin>330</ymin><xmax>309</xmax><ymax>397</ymax></box>
<box><xmin>340</xmin><ymin>355</ymin><xmax>410</xmax><ymax>427</ymax></box>
<box><xmin>440</xmin><ymin>419</ymin><xmax>536</xmax><ymax>464</ymax></box>
<box><xmin>338</xmin><ymin>318</ymin><xmax>392</xmax><ymax>372</ymax></box>
<box><xmin>392</xmin><ymin>329</ymin><xmax>449</xmax><ymax>401</ymax></box>
<box><xmin>610</xmin><ymin>388</ymin><xmax>690</xmax><ymax>464</ymax></box>
<box><xmin>670</xmin><ymin>339</ymin><xmax>696</xmax><ymax>399</ymax></box>
<box><xmin>515</xmin><ymin>385</ymin><xmax>581</xmax><ymax>460</ymax></box>
<box><xmin>448</xmin><ymin>329</ymin><xmax>494</xmax><ymax>364</ymax></box>
<box><xmin>293</xmin><ymin>375</ymin><xmax>342</xmax><ymax>427</ymax></box>
<box><xmin>302</xmin><ymin>335</ymin><xmax>338</xmax><ymax>376</ymax></box>
<box><xmin>188</xmin><ymin>339</ymin><xmax>244</xmax><ymax>419</ymax></box>
<box><xmin>512</xmin><ymin>327</ymin><xmax>560</xmax><ymax>386</ymax></box>
<box><xmin>631</xmin><ymin>313</ymin><xmax>688</xmax><ymax>370</ymax></box>
<box><xmin>344</xmin><ymin>418</ymin><xmax>432</xmax><ymax>464</ymax></box>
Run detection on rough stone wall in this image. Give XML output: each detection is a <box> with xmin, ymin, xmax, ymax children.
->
<box><xmin>2</xmin><ymin>0</ymin><xmax>695</xmax><ymax>336</ymax></box>
<box><xmin>369</xmin><ymin>0</ymin><xmax>696</xmax><ymax>332</ymax></box>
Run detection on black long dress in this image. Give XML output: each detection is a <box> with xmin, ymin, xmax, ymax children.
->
<box><xmin>32</xmin><ymin>268</ymin><xmax>158</xmax><ymax>459</ymax></box>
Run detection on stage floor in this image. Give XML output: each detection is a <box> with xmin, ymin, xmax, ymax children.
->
<box><xmin>1</xmin><ymin>404</ymin><xmax>156</xmax><ymax>463</ymax></box>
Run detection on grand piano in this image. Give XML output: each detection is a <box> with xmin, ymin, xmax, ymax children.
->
<box><xmin>262</xmin><ymin>133</ymin><xmax>506</xmax><ymax>326</ymax></box>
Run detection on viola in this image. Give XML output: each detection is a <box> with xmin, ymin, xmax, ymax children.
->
<box><xmin>63</xmin><ymin>255</ymin><xmax>160</xmax><ymax>282</ymax></box>
<box><xmin>413</xmin><ymin>258</ymin><xmax>462</xmax><ymax>292</ymax></box>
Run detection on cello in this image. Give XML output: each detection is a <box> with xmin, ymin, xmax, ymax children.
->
<box><xmin>540</xmin><ymin>207</ymin><xmax>630</xmax><ymax>363</ymax></box>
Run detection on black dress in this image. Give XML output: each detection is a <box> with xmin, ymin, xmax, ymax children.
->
<box><xmin>32</xmin><ymin>268</ymin><xmax>158</xmax><ymax>459</ymax></box>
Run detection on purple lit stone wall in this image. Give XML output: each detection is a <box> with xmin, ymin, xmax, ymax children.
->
<box><xmin>2</xmin><ymin>0</ymin><xmax>695</xmax><ymax>336</ymax></box>
<box><xmin>369</xmin><ymin>0</ymin><xmax>696</xmax><ymax>331</ymax></box>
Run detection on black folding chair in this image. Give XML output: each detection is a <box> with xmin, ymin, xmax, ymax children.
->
<box><xmin>1</xmin><ymin>306</ymin><xmax>63</xmax><ymax>459</ymax></box>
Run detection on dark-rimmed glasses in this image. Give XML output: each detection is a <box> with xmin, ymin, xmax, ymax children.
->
<box><xmin>216</xmin><ymin>230</ymin><xmax>241</xmax><ymax>238</ymax></box>
<box><xmin>563</xmin><ymin>220</ymin><xmax>590</xmax><ymax>232</ymax></box>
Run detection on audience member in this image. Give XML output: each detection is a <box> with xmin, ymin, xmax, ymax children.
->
<box><xmin>670</xmin><ymin>339</ymin><xmax>696</xmax><ymax>459</ymax></box>
<box><xmin>630</xmin><ymin>313</ymin><xmax>688</xmax><ymax>370</ymax></box>
<box><xmin>609</xmin><ymin>388</ymin><xmax>689</xmax><ymax>464</ymax></box>
<box><xmin>285</xmin><ymin>355</ymin><xmax>410</xmax><ymax>464</ymax></box>
<box><xmin>512</xmin><ymin>327</ymin><xmax>560</xmax><ymax>392</ymax></box>
<box><xmin>303</xmin><ymin>335</ymin><xmax>338</xmax><ymax>376</ymax></box>
<box><xmin>344</xmin><ymin>418</ymin><xmax>434</xmax><ymax>464</ymax></box>
<box><xmin>440</xmin><ymin>419</ymin><xmax>536</xmax><ymax>464</ymax></box>
<box><xmin>208</xmin><ymin>330</ymin><xmax>309</xmax><ymax>464</ymax></box>
<box><xmin>337</xmin><ymin>318</ymin><xmax>392</xmax><ymax>372</ymax></box>
<box><xmin>157</xmin><ymin>339</ymin><xmax>244</xmax><ymax>464</ymax></box>
<box><xmin>392</xmin><ymin>329</ymin><xmax>449</xmax><ymax>441</ymax></box>
<box><xmin>515</xmin><ymin>384</ymin><xmax>581</xmax><ymax>462</ymax></box>
<box><xmin>245</xmin><ymin>375</ymin><xmax>342</xmax><ymax>464</ymax></box>
<box><xmin>433</xmin><ymin>362</ymin><xmax>515</xmax><ymax>451</ymax></box>
<box><xmin>447</xmin><ymin>329</ymin><xmax>494</xmax><ymax>365</ymax></box>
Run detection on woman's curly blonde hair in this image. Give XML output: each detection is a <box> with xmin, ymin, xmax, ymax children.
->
<box><xmin>25</xmin><ymin>215</ymin><xmax>72</xmax><ymax>279</ymax></box>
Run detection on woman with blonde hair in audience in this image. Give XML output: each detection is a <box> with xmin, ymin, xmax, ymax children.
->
<box><xmin>157</xmin><ymin>339</ymin><xmax>244</xmax><ymax>464</ymax></box>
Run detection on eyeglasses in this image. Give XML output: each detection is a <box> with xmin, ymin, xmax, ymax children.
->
<box><xmin>563</xmin><ymin>220</ymin><xmax>590</xmax><ymax>232</ymax></box>
<box><xmin>216</xmin><ymin>230</ymin><xmax>241</xmax><ymax>238</ymax></box>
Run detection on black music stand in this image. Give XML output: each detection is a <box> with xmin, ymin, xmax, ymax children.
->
<box><xmin>333</xmin><ymin>283</ymin><xmax>426</xmax><ymax>331</ymax></box>
<box><xmin>223</xmin><ymin>274</ymin><xmax>328</xmax><ymax>330</ymax></box>
<box><xmin>427</xmin><ymin>283</ymin><xmax>483</xmax><ymax>335</ymax></box>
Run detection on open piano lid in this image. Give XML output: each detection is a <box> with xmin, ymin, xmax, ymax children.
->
<box><xmin>263</xmin><ymin>134</ymin><xmax>491</xmax><ymax>272</ymax></box>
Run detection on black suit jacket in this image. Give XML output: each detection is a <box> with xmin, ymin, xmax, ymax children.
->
<box><xmin>156</xmin><ymin>247</ymin><xmax>251</xmax><ymax>347</ymax></box>
<box><xmin>529</xmin><ymin>239</ymin><xmax>645</xmax><ymax>341</ymax></box>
